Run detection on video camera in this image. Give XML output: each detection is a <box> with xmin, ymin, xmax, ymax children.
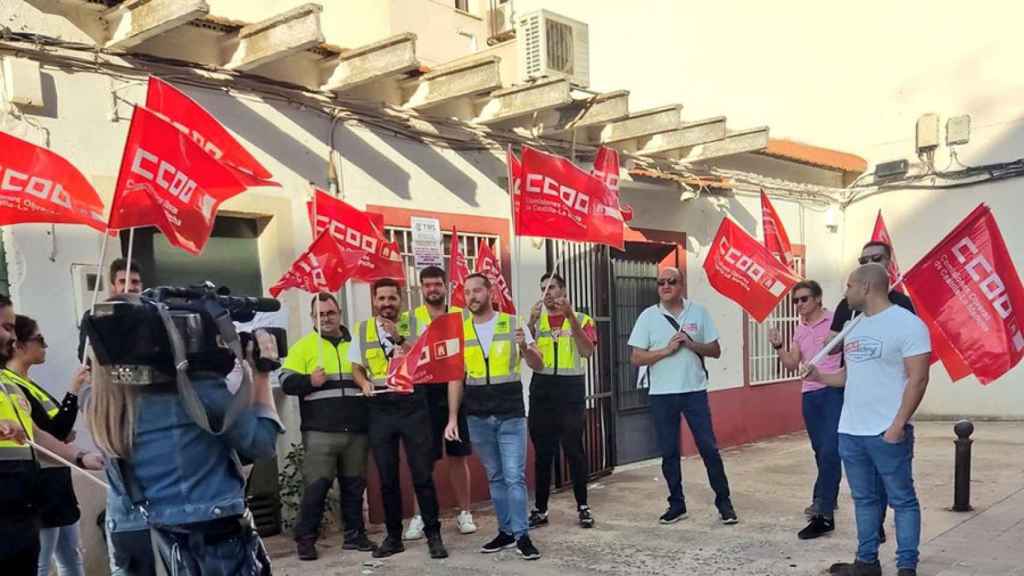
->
<box><xmin>83</xmin><ymin>282</ymin><xmax>286</xmax><ymax>386</ymax></box>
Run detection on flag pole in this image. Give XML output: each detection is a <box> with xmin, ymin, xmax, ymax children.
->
<box><xmin>79</xmin><ymin>232</ymin><xmax>110</xmax><ymax>364</ymax></box>
<box><xmin>507</xmin><ymin>144</ymin><xmax>520</xmax><ymax>313</ymax></box>
<box><xmin>26</xmin><ymin>439</ymin><xmax>110</xmax><ymax>491</ymax></box>
<box><xmin>312</xmin><ymin>185</ymin><xmax>324</xmax><ymax>369</ymax></box>
<box><xmin>806</xmin><ymin>273</ymin><xmax>905</xmax><ymax>369</ymax></box>
<box><xmin>122</xmin><ymin>227</ymin><xmax>135</xmax><ymax>293</ymax></box>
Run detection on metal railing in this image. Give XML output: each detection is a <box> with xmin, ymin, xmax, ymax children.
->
<box><xmin>747</xmin><ymin>255</ymin><xmax>805</xmax><ymax>385</ymax></box>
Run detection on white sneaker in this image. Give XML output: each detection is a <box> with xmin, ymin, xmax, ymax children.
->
<box><xmin>456</xmin><ymin>510</ymin><xmax>478</xmax><ymax>535</ymax></box>
<box><xmin>403</xmin><ymin>515</ymin><xmax>425</xmax><ymax>541</ymax></box>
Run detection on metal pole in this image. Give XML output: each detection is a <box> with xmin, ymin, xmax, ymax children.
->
<box><xmin>953</xmin><ymin>419</ymin><xmax>974</xmax><ymax>512</ymax></box>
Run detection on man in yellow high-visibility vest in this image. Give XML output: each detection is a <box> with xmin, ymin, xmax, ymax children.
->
<box><xmin>399</xmin><ymin>266</ymin><xmax>477</xmax><ymax>541</ymax></box>
<box><xmin>445</xmin><ymin>273</ymin><xmax>544</xmax><ymax>561</ymax></box>
<box><xmin>525</xmin><ymin>273</ymin><xmax>597</xmax><ymax>530</ymax></box>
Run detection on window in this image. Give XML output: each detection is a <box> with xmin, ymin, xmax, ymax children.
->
<box><xmin>454</xmin><ymin>0</ymin><xmax>470</xmax><ymax>12</ymax></box>
<box><xmin>747</xmin><ymin>251</ymin><xmax>806</xmax><ymax>385</ymax></box>
<box><xmin>383</xmin><ymin>226</ymin><xmax>498</xmax><ymax>310</ymax></box>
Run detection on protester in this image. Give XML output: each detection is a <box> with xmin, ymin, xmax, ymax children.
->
<box><xmin>0</xmin><ymin>295</ymin><xmax>103</xmax><ymax>574</ymax></box>
<box><xmin>350</xmin><ymin>278</ymin><xmax>448</xmax><ymax>560</ymax></box>
<box><xmin>769</xmin><ymin>280</ymin><xmax>843</xmax><ymax>539</ymax></box>
<box><xmin>526</xmin><ymin>273</ymin><xmax>597</xmax><ymax>529</ymax></box>
<box><xmin>400</xmin><ymin>266</ymin><xmax>478</xmax><ymax>541</ymax></box>
<box><xmin>5</xmin><ymin>315</ymin><xmax>99</xmax><ymax>576</ymax></box>
<box><xmin>281</xmin><ymin>293</ymin><xmax>376</xmax><ymax>560</ymax></box>
<box><xmin>445</xmin><ymin>273</ymin><xmax>544</xmax><ymax>560</ymax></box>
<box><xmin>807</xmin><ymin>264</ymin><xmax>930</xmax><ymax>576</ymax></box>
<box><xmin>108</xmin><ymin>258</ymin><xmax>143</xmax><ymax>295</ymax></box>
<box><xmin>829</xmin><ymin>240</ymin><xmax>914</xmax><ymax>544</ymax></box>
<box><xmin>85</xmin><ymin>311</ymin><xmax>283</xmax><ymax>574</ymax></box>
<box><xmin>627</xmin><ymin>267</ymin><xmax>738</xmax><ymax>525</ymax></box>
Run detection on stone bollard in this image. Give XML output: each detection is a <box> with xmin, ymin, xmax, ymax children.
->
<box><xmin>952</xmin><ymin>419</ymin><xmax>974</xmax><ymax>512</ymax></box>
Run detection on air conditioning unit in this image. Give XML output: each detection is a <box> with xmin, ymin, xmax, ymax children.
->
<box><xmin>491</xmin><ymin>1</ymin><xmax>514</xmax><ymax>35</ymax></box>
<box><xmin>515</xmin><ymin>9</ymin><xmax>590</xmax><ymax>88</ymax></box>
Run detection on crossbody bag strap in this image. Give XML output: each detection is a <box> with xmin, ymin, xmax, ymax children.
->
<box><xmin>661</xmin><ymin>311</ymin><xmax>709</xmax><ymax>380</ymax></box>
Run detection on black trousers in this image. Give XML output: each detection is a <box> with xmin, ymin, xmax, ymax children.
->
<box><xmin>0</xmin><ymin>522</ymin><xmax>38</xmax><ymax>576</ymax></box>
<box><xmin>529</xmin><ymin>375</ymin><xmax>589</xmax><ymax>512</ymax></box>
<box><xmin>110</xmin><ymin>529</ymin><xmax>157</xmax><ymax>576</ymax></box>
<box><xmin>368</xmin><ymin>399</ymin><xmax>441</xmax><ymax>538</ymax></box>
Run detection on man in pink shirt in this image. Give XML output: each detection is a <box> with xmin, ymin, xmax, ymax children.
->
<box><xmin>770</xmin><ymin>280</ymin><xmax>843</xmax><ymax>540</ymax></box>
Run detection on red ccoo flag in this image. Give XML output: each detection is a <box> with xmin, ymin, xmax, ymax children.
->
<box><xmin>269</xmin><ymin>232</ymin><xmax>363</xmax><ymax>298</ymax></box>
<box><xmin>871</xmin><ymin>210</ymin><xmax>904</xmax><ymax>294</ymax></box>
<box><xmin>591</xmin><ymin>146</ymin><xmax>633</xmax><ymax>222</ymax></box>
<box><xmin>515</xmin><ymin>145</ymin><xmax>626</xmax><ymax>250</ymax></box>
<box><xmin>760</xmin><ymin>189</ymin><xmax>794</xmax><ymax>268</ymax></box>
<box><xmin>107</xmin><ymin>106</ymin><xmax>247</xmax><ymax>255</ymax></box>
<box><xmin>704</xmin><ymin>217</ymin><xmax>801</xmax><ymax>323</ymax></box>
<box><xmin>307</xmin><ymin>189</ymin><xmax>404</xmax><ymax>283</ymax></box>
<box><xmin>146</xmin><ymin>77</ymin><xmax>277</xmax><ymax>188</ymax></box>
<box><xmin>0</xmin><ymin>131</ymin><xmax>106</xmax><ymax>231</ymax></box>
<box><xmin>449</xmin><ymin>226</ymin><xmax>470</xmax><ymax>308</ymax></box>
<box><xmin>903</xmin><ymin>204</ymin><xmax>1024</xmax><ymax>385</ymax></box>
<box><xmin>475</xmin><ymin>239</ymin><xmax>516</xmax><ymax>314</ymax></box>
<box><xmin>386</xmin><ymin>311</ymin><xmax>465</xmax><ymax>393</ymax></box>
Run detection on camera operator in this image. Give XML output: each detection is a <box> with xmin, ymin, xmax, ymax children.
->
<box><xmin>85</xmin><ymin>293</ymin><xmax>285</xmax><ymax>575</ymax></box>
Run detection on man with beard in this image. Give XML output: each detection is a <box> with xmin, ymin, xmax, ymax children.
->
<box><xmin>400</xmin><ymin>266</ymin><xmax>477</xmax><ymax>541</ymax></box>
<box><xmin>350</xmin><ymin>278</ymin><xmax>448</xmax><ymax>560</ymax></box>
<box><xmin>446</xmin><ymin>274</ymin><xmax>544</xmax><ymax>561</ymax></box>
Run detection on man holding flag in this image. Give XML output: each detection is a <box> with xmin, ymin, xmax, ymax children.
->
<box><xmin>349</xmin><ymin>279</ymin><xmax>448</xmax><ymax>560</ymax></box>
<box><xmin>807</xmin><ymin>264</ymin><xmax>930</xmax><ymax>576</ymax></box>
<box><xmin>399</xmin><ymin>266</ymin><xmax>477</xmax><ymax>541</ymax></box>
<box><xmin>628</xmin><ymin>267</ymin><xmax>738</xmax><ymax>525</ymax></box>
<box><xmin>445</xmin><ymin>273</ymin><xmax>544</xmax><ymax>561</ymax></box>
<box><xmin>281</xmin><ymin>293</ymin><xmax>376</xmax><ymax>560</ymax></box>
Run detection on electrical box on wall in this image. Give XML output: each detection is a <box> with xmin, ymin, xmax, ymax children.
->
<box><xmin>947</xmin><ymin>115</ymin><xmax>971</xmax><ymax>146</ymax></box>
<box><xmin>1</xmin><ymin>57</ymin><xmax>44</xmax><ymax>108</ymax></box>
<box><xmin>916</xmin><ymin>113</ymin><xmax>940</xmax><ymax>153</ymax></box>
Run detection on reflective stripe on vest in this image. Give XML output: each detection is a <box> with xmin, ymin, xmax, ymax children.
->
<box><xmin>463</xmin><ymin>313</ymin><xmax>519</xmax><ymax>386</ymax></box>
<box><xmin>2</xmin><ymin>369</ymin><xmax>59</xmax><ymax>418</ymax></box>
<box><xmin>535</xmin><ymin>312</ymin><xmax>592</xmax><ymax>376</ymax></box>
<box><xmin>358</xmin><ymin>320</ymin><xmax>391</xmax><ymax>386</ymax></box>
<box><xmin>404</xmin><ymin>305</ymin><xmax>467</xmax><ymax>341</ymax></box>
<box><xmin>0</xmin><ymin>377</ymin><xmax>34</xmax><ymax>460</ymax></box>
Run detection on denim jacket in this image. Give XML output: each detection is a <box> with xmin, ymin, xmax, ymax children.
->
<box><xmin>127</xmin><ymin>376</ymin><xmax>283</xmax><ymax>527</ymax></box>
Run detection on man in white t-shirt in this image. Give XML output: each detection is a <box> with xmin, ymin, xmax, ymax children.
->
<box><xmin>807</xmin><ymin>264</ymin><xmax>930</xmax><ymax>576</ymax></box>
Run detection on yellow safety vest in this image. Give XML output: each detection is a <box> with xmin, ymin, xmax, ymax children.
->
<box><xmin>535</xmin><ymin>311</ymin><xmax>594</xmax><ymax>376</ymax></box>
<box><xmin>2</xmin><ymin>369</ymin><xmax>59</xmax><ymax>418</ymax></box>
<box><xmin>463</xmin><ymin>313</ymin><xmax>520</xmax><ymax>386</ymax></box>
<box><xmin>0</xmin><ymin>373</ymin><xmax>34</xmax><ymax>461</ymax></box>
<box><xmin>357</xmin><ymin>319</ymin><xmax>394</xmax><ymax>387</ymax></box>
<box><xmin>401</xmin><ymin>305</ymin><xmax>467</xmax><ymax>340</ymax></box>
<box><xmin>281</xmin><ymin>332</ymin><xmax>361</xmax><ymax>401</ymax></box>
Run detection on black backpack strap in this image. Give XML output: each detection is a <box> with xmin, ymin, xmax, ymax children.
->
<box><xmin>661</xmin><ymin>314</ymin><xmax>709</xmax><ymax>380</ymax></box>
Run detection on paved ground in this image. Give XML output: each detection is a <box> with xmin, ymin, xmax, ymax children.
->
<box><xmin>266</xmin><ymin>421</ymin><xmax>1024</xmax><ymax>576</ymax></box>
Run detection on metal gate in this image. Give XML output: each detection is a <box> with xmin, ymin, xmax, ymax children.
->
<box><xmin>544</xmin><ymin>240</ymin><xmax>616</xmax><ymax>486</ymax></box>
<box><xmin>611</xmin><ymin>257</ymin><xmax>662</xmax><ymax>464</ymax></box>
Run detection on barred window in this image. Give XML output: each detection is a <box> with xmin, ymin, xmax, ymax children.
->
<box><xmin>383</xmin><ymin>227</ymin><xmax>499</xmax><ymax>310</ymax></box>
<box><xmin>747</xmin><ymin>252</ymin><xmax>806</xmax><ymax>385</ymax></box>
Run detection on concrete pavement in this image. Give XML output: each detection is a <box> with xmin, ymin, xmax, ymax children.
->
<box><xmin>266</xmin><ymin>420</ymin><xmax>1024</xmax><ymax>575</ymax></box>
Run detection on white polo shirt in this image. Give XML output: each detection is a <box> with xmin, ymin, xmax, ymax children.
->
<box><xmin>627</xmin><ymin>300</ymin><xmax>718</xmax><ymax>395</ymax></box>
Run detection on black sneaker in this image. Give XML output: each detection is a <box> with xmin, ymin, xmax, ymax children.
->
<box><xmin>296</xmin><ymin>537</ymin><xmax>318</xmax><ymax>561</ymax></box>
<box><xmin>659</xmin><ymin>507</ymin><xmax>688</xmax><ymax>524</ymax></box>
<box><xmin>828</xmin><ymin>560</ymin><xmax>882</xmax><ymax>576</ymax></box>
<box><xmin>516</xmin><ymin>535</ymin><xmax>541</xmax><ymax>560</ymax></box>
<box><xmin>480</xmin><ymin>532</ymin><xmax>516</xmax><ymax>554</ymax></box>
<box><xmin>528</xmin><ymin>509</ymin><xmax>549</xmax><ymax>528</ymax></box>
<box><xmin>896</xmin><ymin>570</ymin><xmax>917</xmax><ymax>576</ymax></box>
<box><xmin>371</xmin><ymin>535</ymin><xmax>405</xmax><ymax>559</ymax></box>
<box><xmin>342</xmin><ymin>532</ymin><xmax>378</xmax><ymax>552</ymax></box>
<box><xmin>426</xmin><ymin>532</ymin><xmax>448</xmax><ymax>559</ymax></box>
<box><xmin>719</xmin><ymin>506</ymin><xmax>739</xmax><ymax>525</ymax></box>
<box><xmin>578</xmin><ymin>506</ymin><xmax>595</xmax><ymax>528</ymax></box>
<box><xmin>797</xmin><ymin>515</ymin><xmax>835</xmax><ymax>540</ymax></box>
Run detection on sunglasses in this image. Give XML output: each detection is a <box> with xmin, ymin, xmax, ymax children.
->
<box><xmin>858</xmin><ymin>254</ymin><xmax>886</xmax><ymax>265</ymax></box>
<box><xmin>792</xmin><ymin>295</ymin><xmax>814</xmax><ymax>304</ymax></box>
<box><xmin>656</xmin><ymin>278</ymin><xmax>679</xmax><ymax>287</ymax></box>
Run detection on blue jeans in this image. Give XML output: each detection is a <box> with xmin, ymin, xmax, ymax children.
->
<box><xmin>839</xmin><ymin>426</ymin><xmax>920</xmax><ymax>570</ymax></box>
<box><xmin>37</xmin><ymin>522</ymin><xmax>85</xmax><ymax>576</ymax></box>
<box><xmin>802</xmin><ymin>387</ymin><xmax>844</xmax><ymax>515</ymax></box>
<box><xmin>649</xmin><ymin>390</ymin><xmax>732</xmax><ymax>511</ymax></box>
<box><xmin>467</xmin><ymin>415</ymin><xmax>529</xmax><ymax>538</ymax></box>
